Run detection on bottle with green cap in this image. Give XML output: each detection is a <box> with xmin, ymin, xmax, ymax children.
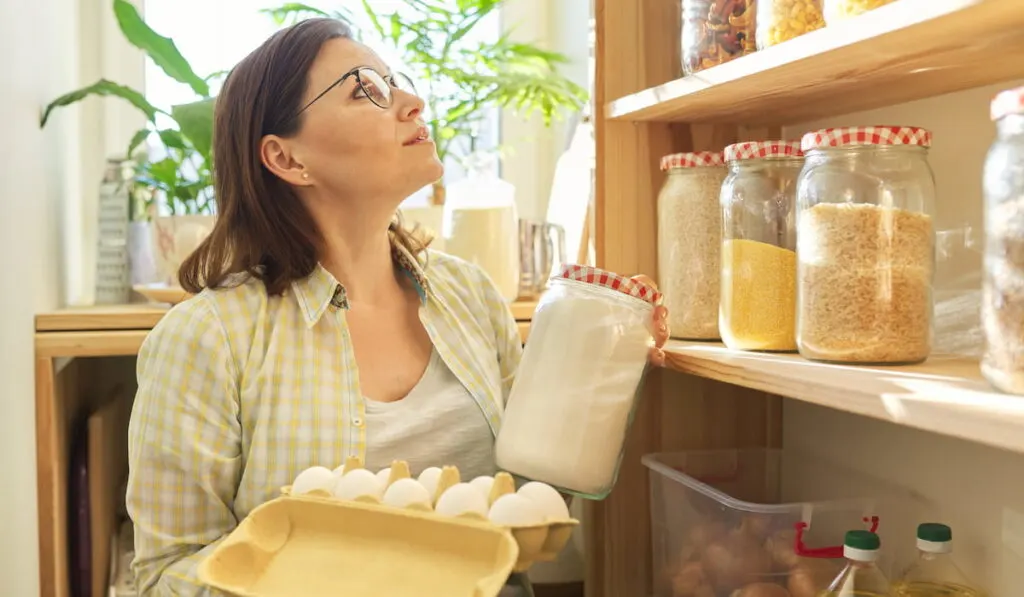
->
<box><xmin>893</xmin><ymin>523</ymin><xmax>985</xmax><ymax>597</ymax></box>
<box><xmin>821</xmin><ymin>530</ymin><xmax>894</xmax><ymax>596</ymax></box>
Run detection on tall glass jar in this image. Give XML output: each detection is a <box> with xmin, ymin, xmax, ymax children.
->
<box><xmin>823</xmin><ymin>0</ymin><xmax>896</xmax><ymax>24</ymax></box>
<box><xmin>757</xmin><ymin>0</ymin><xmax>824</xmax><ymax>49</ymax></box>
<box><xmin>982</xmin><ymin>87</ymin><xmax>1024</xmax><ymax>394</ymax></box>
<box><xmin>658</xmin><ymin>151</ymin><xmax>728</xmax><ymax>340</ymax></box>
<box><xmin>796</xmin><ymin>126</ymin><xmax>937</xmax><ymax>365</ymax></box>
<box><xmin>720</xmin><ymin>141</ymin><xmax>803</xmax><ymax>352</ymax></box>
<box><xmin>681</xmin><ymin>0</ymin><xmax>757</xmax><ymax>75</ymax></box>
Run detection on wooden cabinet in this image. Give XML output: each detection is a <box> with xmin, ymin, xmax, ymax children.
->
<box><xmin>586</xmin><ymin>1</ymin><xmax>1024</xmax><ymax>596</ymax></box>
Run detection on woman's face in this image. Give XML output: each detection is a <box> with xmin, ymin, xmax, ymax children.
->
<box><xmin>263</xmin><ymin>37</ymin><xmax>442</xmax><ymax>208</ymax></box>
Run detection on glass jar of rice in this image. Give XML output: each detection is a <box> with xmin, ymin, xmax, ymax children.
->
<box><xmin>657</xmin><ymin>151</ymin><xmax>728</xmax><ymax>340</ymax></box>
<box><xmin>720</xmin><ymin>141</ymin><xmax>803</xmax><ymax>352</ymax></box>
<box><xmin>796</xmin><ymin>126</ymin><xmax>937</xmax><ymax>365</ymax></box>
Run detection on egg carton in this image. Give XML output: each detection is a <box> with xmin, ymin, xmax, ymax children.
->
<box><xmin>280</xmin><ymin>456</ymin><xmax>578</xmax><ymax>573</ymax></box>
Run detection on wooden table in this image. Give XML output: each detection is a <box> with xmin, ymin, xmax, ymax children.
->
<box><xmin>33</xmin><ymin>298</ymin><xmax>539</xmax><ymax>597</ymax></box>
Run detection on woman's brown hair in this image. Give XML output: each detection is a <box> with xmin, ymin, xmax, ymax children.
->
<box><xmin>179</xmin><ymin>18</ymin><xmax>428</xmax><ymax>295</ymax></box>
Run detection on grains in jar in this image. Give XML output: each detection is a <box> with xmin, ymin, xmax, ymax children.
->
<box><xmin>720</xmin><ymin>141</ymin><xmax>803</xmax><ymax>351</ymax></box>
<box><xmin>681</xmin><ymin>0</ymin><xmax>757</xmax><ymax>75</ymax></box>
<box><xmin>982</xmin><ymin>86</ymin><xmax>1024</xmax><ymax>394</ymax></box>
<box><xmin>796</xmin><ymin>126</ymin><xmax>937</xmax><ymax>365</ymax></box>
<box><xmin>757</xmin><ymin>0</ymin><xmax>825</xmax><ymax>49</ymax></box>
<box><xmin>658</xmin><ymin>151</ymin><xmax>728</xmax><ymax>340</ymax></box>
<box><xmin>823</xmin><ymin>0</ymin><xmax>897</xmax><ymax>24</ymax></box>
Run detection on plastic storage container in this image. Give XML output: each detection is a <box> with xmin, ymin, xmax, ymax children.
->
<box><xmin>720</xmin><ymin>141</ymin><xmax>803</xmax><ymax>352</ymax></box>
<box><xmin>893</xmin><ymin>523</ymin><xmax>986</xmax><ymax>597</ymax></box>
<box><xmin>658</xmin><ymin>151</ymin><xmax>727</xmax><ymax>340</ymax></box>
<box><xmin>982</xmin><ymin>86</ymin><xmax>1024</xmax><ymax>395</ymax></box>
<box><xmin>681</xmin><ymin>0</ymin><xmax>757</xmax><ymax>75</ymax></box>
<box><xmin>796</xmin><ymin>126</ymin><xmax>937</xmax><ymax>365</ymax></box>
<box><xmin>642</xmin><ymin>449</ymin><xmax>915</xmax><ymax>597</ymax></box>
<box><xmin>757</xmin><ymin>0</ymin><xmax>825</xmax><ymax>49</ymax></box>
<box><xmin>823</xmin><ymin>0</ymin><xmax>897</xmax><ymax>24</ymax></box>
<box><xmin>496</xmin><ymin>265</ymin><xmax>659</xmax><ymax>499</ymax></box>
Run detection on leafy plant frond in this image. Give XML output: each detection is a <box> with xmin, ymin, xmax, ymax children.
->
<box><xmin>113</xmin><ymin>0</ymin><xmax>210</xmax><ymax>98</ymax></box>
<box><xmin>40</xmin><ymin>79</ymin><xmax>166</xmax><ymax>127</ymax></box>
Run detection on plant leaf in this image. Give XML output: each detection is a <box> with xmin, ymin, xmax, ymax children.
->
<box><xmin>259</xmin><ymin>2</ymin><xmax>331</xmax><ymax>25</ymax></box>
<box><xmin>171</xmin><ymin>98</ymin><xmax>215</xmax><ymax>163</ymax></box>
<box><xmin>113</xmin><ymin>0</ymin><xmax>210</xmax><ymax>97</ymax></box>
<box><xmin>157</xmin><ymin>129</ymin><xmax>187</xmax><ymax>150</ymax></box>
<box><xmin>360</xmin><ymin>0</ymin><xmax>387</xmax><ymax>40</ymax></box>
<box><xmin>40</xmin><ymin>79</ymin><xmax>163</xmax><ymax>127</ymax></box>
<box><xmin>127</xmin><ymin>128</ymin><xmax>152</xmax><ymax>158</ymax></box>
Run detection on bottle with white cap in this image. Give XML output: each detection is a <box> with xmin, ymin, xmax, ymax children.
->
<box><xmin>893</xmin><ymin>523</ymin><xmax>985</xmax><ymax>597</ymax></box>
<box><xmin>822</xmin><ymin>530</ymin><xmax>893</xmax><ymax>596</ymax></box>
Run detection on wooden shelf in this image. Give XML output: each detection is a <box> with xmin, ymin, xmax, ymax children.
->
<box><xmin>606</xmin><ymin>0</ymin><xmax>1024</xmax><ymax>125</ymax></box>
<box><xmin>663</xmin><ymin>341</ymin><xmax>1024</xmax><ymax>454</ymax></box>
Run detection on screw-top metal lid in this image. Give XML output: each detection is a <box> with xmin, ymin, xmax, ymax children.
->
<box><xmin>916</xmin><ymin>523</ymin><xmax>953</xmax><ymax>553</ymax></box>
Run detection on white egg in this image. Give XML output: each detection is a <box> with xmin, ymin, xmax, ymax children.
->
<box><xmin>517</xmin><ymin>482</ymin><xmax>571</xmax><ymax>521</ymax></box>
<box><xmin>488</xmin><ymin>493</ymin><xmax>544</xmax><ymax>526</ymax></box>
<box><xmin>382</xmin><ymin>478</ymin><xmax>432</xmax><ymax>509</ymax></box>
<box><xmin>435</xmin><ymin>483</ymin><xmax>489</xmax><ymax>518</ymax></box>
<box><xmin>417</xmin><ymin>467</ymin><xmax>443</xmax><ymax>498</ymax></box>
<box><xmin>375</xmin><ymin>467</ymin><xmax>392</xmax><ymax>488</ymax></box>
<box><xmin>469</xmin><ymin>475</ymin><xmax>495</xmax><ymax>499</ymax></box>
<box><xmin>332</xmin><ymin>468</ymin><xmax>384</xmax><ymax>501</ymax></box>
<box><xmin>291</xmin><ymin>466</ymin><xmax>335</xmax><ymax>496</ymax></box>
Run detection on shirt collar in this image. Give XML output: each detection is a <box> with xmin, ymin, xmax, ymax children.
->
<box><xmin>291</xmin><ymin>236</ymin><xmax>431</xmax><ymax>327</ymax></box>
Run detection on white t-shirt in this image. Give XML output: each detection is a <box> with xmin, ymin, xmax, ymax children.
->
<box><xmin>363</xmin><ymin>349</ymin><xmax>497</xmax><ymax>480</ymax></box>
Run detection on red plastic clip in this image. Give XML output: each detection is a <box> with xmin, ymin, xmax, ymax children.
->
<box><xmin>793</xmin><ymin>516</ymin><xmax>880</xmax><ymax>559</ymax></box>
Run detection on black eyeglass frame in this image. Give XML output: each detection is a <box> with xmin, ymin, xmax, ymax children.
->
<box><xmin>295</xmin><ymin>66</ymin><xmax>416</xmax><ymax>117</ymax></box>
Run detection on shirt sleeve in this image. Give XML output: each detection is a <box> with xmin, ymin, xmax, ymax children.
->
<box><xmin>477</xmin><ymin>269</ymin><xmax>524</xmax><ymax>406</ymax></box>
<box><xmin>126</xmin><ymin>296</ymin><xmax>242</xmax><ymax>596</ymax></box>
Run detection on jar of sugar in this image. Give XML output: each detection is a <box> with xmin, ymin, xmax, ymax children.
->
<box><xmin>494</xmin><ymin>264</ymin><xmax>659</xmax><ymax>499</ymax></box>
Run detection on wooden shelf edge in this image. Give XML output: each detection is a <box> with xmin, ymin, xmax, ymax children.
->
<box><xmin>35</xmin><ymin>331</ymin><xmax>149</xmax><ymax>358</ymax></box>
<box><xmin>606</xmin><ymin>0</ymin><xmax>1024</xmax><ymax>124</ymax></box>
<box><xmin>662</xmin><ymin>341</ymin><xmax>1024</xmax><ymax>455</ymax></box>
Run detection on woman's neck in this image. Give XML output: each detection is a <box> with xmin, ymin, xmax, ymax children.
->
<box><xmin>319</xmin><ymin>220</ymin><xmax>403</xmax><ymax>306</ymax></box>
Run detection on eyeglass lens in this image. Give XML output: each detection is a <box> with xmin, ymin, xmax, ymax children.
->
<box><xmin>358</xmin><ymin>68</ymin><xmax>417</xmax><ymax>108</ymax></box>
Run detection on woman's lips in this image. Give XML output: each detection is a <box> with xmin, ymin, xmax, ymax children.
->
<box><xmin>404</xmin><ymin>126</ymin><xmax>432</xmax><ymax>146</ymax></box>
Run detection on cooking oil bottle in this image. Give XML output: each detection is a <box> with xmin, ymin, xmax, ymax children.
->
<box><xmin>893</xmin><ymin>523</ymin><xmax>985</xmax><ymax>597</ymax></box>
<box><xmin>820</xmin><ymin>530</ymin><xmax>893</xmax><ymax>596</ymax></box>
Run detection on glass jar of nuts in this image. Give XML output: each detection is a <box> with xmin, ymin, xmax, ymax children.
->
<box><xmin>757</xmin><ymin>0</ymin><xmax>825</xmax><ymax>49</ymax></box>
<box><xmin>681</xmin><ymin>0</ymin><xmax>757</xmax><ymax>75</ymax></box>
<box><xmin>823</xmin><ymin>0</ymin><xmax>897</xmax><ymax>24</ymax></box>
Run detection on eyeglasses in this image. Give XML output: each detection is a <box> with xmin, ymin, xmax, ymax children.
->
<box><xmin>296</xmin><ymin>66</ymin><xmax>417</xmax><ymax>116</ymax></box>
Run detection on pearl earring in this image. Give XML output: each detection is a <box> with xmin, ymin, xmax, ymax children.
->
<box><xmin>302</xmin><ymin>172</ymin><xmax>310</xmax><ymax>180</ymax></box>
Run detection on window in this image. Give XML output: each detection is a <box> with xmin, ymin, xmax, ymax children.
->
<box><xmin>143</xmin><ymin>0</ymin><xmax>502</xmax><ymax>206</ymax></box>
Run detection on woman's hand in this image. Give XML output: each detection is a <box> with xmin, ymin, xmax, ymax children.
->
<box><xmin>630</xmin><ymin>274</ymin><xmax>670</xmax><ymax>367</ymax></box>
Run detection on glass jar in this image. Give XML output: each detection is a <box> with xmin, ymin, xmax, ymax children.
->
<box><xmin>720</xmin><ymin>141</ymin><xmax>803</xmax><ymax>352</ymax></box>
<box><xmin>495</xmin><ymin>265</ymin><xmax>658</xmax><ymax>499</ymax></box>
<box><xmin>796</xmin><ymin>126</ymin><xmax>937</xmax><ymax>365</ymax></box>
<box><xmin>681</xmin><ymin>0</ymin><xmax>757</xmax><ymax>75</ymax></box>
<box><xmin>982</xmin><ymin>86</ymin><xmax>1024</xmax><ymax>394</ymax></box>
<box><xmin>658</xmin><ymin>151</ymin><xmax>728</xmax><ymax>340</ymax></box>
<box><xmin>823</xmin><ymin>0</ymin><xmax>897</xmax><ymax>24</ymax></box>
<box><xmin>757</xmin><ymin>0</ymin><xmax>824</xmax><ymax>49</ymax></box>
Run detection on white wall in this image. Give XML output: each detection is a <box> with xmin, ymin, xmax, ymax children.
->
<box><xmin>0</xmin><ymin>0</ymin><xmax>78</xmax><ymax>593</ymax></box>
<box><xmin>783</xmin><ymin>80</ymin><xmax>1024</xmax><ymax>597</ymax></box>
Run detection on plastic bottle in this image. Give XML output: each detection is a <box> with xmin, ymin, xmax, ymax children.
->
<box><xmin>822</xmin><ymin>530</ymin><xmax>893</xmax><ymax>596</ymax></box>
<box><xmin>893</xmin><ymin>523</ymin><xmax>985</xmax><ymax>597</ymax></box>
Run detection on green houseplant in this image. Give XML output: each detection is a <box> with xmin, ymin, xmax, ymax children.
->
<box><xmin>263</xmin><ymin>0</ymin><xmax>589</xmax><ymax>204</ymax></box>
<box><xmin>40</xmin><ymin>0</ymin><xmax>217</xmax><ymax>218</ymax></box>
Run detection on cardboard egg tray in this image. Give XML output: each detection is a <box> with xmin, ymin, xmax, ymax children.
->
<box><xmin>279</xmin><ymin>457</ymin><xmax>578</xmax><ymax>573</ymax></box>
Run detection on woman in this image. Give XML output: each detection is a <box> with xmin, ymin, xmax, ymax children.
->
<box><xmin>126</xmin><ymin>17</ymin><xmax>669</xmax><ymax>596</ymax></box>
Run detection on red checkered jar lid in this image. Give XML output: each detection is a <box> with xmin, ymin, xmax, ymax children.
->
<box><xmin>660</xmin><ymin>151</ymin><xmax>725</xmax><ymax>170</ymax></box>
<box><xmin>555</xmin><ymin>264</ymin><xmax>662</xmax><ymax>306</ymax></box>
<box><xmin>724</xmin><ymin>140</ymin><xmax>804</xmax><ymax>162</ymax></box>
<box><xmin>991</xmin><ymin>86</ymin><xmax>1024</xmax><ymax>121</ymax></box>
<box><xmin>801</xmin><ymin>126</ymin><xmax>933</xmax><ymax>152</ymax></box>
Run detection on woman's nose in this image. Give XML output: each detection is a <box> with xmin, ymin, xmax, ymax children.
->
<box><xmin>397</xmin><ymin>89</ymin><xmax>424</xmax><ymax>122</ymax></box>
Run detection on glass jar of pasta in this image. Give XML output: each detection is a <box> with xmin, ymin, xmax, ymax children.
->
<box><xmin>720</xmin><ymin>141</ymin><xmax>803</xmax><ymax>352</ymax></box>
<box><xmin>658</xmin><ymin>151</ymin><xmax>728</xmax><ymax>340</ymax></box>
<box><xmin>982</xmin><ymin>86</ymin><xmax>1024</xmax><ymax>394</ymax></box>
<box><xmin>757</xmin><ymin>0</ymin><xmax>825</xmax><ymax>49</ymax></box>
<box><xmin>796</xmin><ymin>126</ymin><xmax>937</xmax><ymax>365</ymax></box>
<box><xmin>823</xmin><ymin>0</ymin><xmax>897</xmax><ymax>24</ymax></box>
<box><xmin>681</xmin><ymin>0</ymin><xmax>757</xmax><ymax>75</ymax></box>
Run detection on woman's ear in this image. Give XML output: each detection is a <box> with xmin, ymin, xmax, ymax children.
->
<box><xmin>260</xmin><ymin>134</ymin><xmax>311</xmax><ymax>186</ymax></box>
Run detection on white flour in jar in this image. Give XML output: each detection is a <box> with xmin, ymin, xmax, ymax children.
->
<box><xmin>444</xmin><ymin>203</ymin><xmax>520</xmax><ymax>301</ymax></box>
<box><xmin>495</xmin><ymin>280</ymin><xmax>653</xmax><ymax>496</ymax></box>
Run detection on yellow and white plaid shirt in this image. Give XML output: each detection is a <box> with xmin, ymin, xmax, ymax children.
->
<box><xmin>126</xmin><ymin>243</ymin><xmax>523</xmax><ymax>596</ymax></box>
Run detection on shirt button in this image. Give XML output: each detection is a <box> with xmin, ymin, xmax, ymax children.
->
<box><xmin>353</xmin><ymin>417</ymin><xmax>364</xmax><ymax>427</ymax></box>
